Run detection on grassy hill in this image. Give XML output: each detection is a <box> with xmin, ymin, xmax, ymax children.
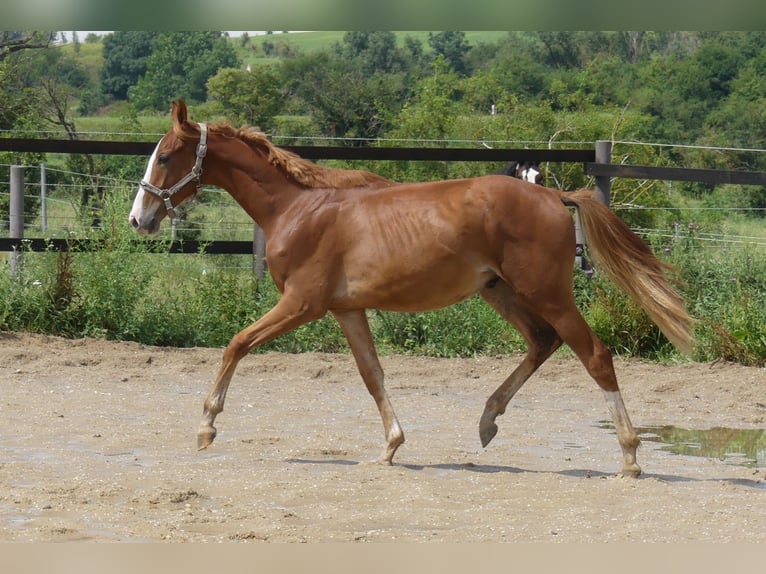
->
<box><xmin>236</xmin><ymin>31</ymin><xmax>510</xmax><ymax>67</ymax></box>
<box><xmin>59</xmin><ymin>38</ymin><xmax>104</xmax><ymax>84</ymax></box>
<box><xmin>241</xmin><ymin>30</ymin><xmax>509</xmax><ymax>51</ymax></box>
<box><xmin>61</xmin><ymin>31</ymin><xmax>513</xmax><ymax>81</ymax></box>
<box><xmin>59</xmin><ymin>31</ymin><xmax>512</xmax><ymax>128</ymax></box>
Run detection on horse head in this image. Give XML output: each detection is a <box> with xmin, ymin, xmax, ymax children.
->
<box><xmin>129</xmin><ymin>100</ymin><xmax>207</xmax><ymax>234</ymax></box>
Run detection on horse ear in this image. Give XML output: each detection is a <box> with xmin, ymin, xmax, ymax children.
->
<box><xmin>171</xmin><ymin>99</ymin><xmax>188</xmax><ymax>127</ymax></box>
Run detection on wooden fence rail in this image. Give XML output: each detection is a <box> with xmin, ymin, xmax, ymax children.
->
<box><xmin>0</xmin><ymin>138</ymin><xmax>600</xmax><ymax>271</ymax></box>
<box><xmin>0</xmin><ymin>237</ymin><xmax>254</xmax><ymax>254</ymax></box>
<box><xmin>585</xmin><ymin>162</ymin><xmax>766</xmax><ymax>186</ymax></box>
<box><xmin>0</xmin><ymin>137</ymin><xmax>595</xmax><ymax>163</ymax></box>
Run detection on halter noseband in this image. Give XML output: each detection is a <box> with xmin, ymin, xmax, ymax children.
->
<box><xmin>139</xmin><ymin>122</ymin><xmax>208</xmax><ymax>220</ymax></box>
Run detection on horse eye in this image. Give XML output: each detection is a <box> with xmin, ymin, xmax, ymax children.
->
<box><xmin>158</xmin><ymin>153</ymin><xmax>170</xmax><ymax>166</ymax></box>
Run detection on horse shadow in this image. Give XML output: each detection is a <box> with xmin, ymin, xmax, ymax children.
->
<box><xmin>285</xmin><ymin>457</ymin><xmax>766</xmax><ymax>489</ymax></box>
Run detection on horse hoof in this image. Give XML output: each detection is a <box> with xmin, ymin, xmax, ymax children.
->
<box><xmin>479</xmin><ymin>421</ymin><xmax>498</xmax><ymax>448</ymax></box>
<box><xmin>197</xmin><ymin>426</ymin><xmax>217</xmax><ymax>450</ymax></box>
<box><xmin>617</xmin><ymin>464</ymin><xmax>642</xmax><ymax>478</ymax></box>
<box><xmin>375</xmin><ymin>450</ymin><xmax>396</xmax><ymax>466</ymax></box>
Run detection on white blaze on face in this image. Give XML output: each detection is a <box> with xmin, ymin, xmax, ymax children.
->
<box><xmin>129</xmin><ymin>140</ymin><xmax>161</xmax><ymax>228</ymax></box>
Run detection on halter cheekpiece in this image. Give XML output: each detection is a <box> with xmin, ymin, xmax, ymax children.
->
<box><xmin>139</xmin><ymin>122</ymin><xmax>208</xmax><ymax>220</ymax></box>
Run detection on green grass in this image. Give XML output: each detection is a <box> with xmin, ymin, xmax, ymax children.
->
<box><xmin>243</xmin><ymin>30</ymin><xmax>509</xmax><ymax>49</ymax></box>
<box><xmin>721</xmin><ymin>215</ymin><xmax>766</xmax><ymax>242</ymax></box>
<box><xmin>58</xmin><ymin>39</ymin><xmax>103</xmax><ymax>84</ymax></box>
<box><xmin>74</xmin><ymin>114</ymin><xmax>170</xmax><ymax>138</ymax></box>
<box><xmin>243</xmin><ymin>31</ymin><xmax>348</xmax><ymax>52</ymax></box>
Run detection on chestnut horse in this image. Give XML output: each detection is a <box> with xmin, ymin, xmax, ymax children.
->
<box><xmin>130</xmin><ymin>100</ymin><xmax>693</xmax><ymax>477</ymax></box>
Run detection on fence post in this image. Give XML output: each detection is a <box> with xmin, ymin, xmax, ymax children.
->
<box><xmin>9</xmin><ymin>165</ymin><xmax>25</xmax><ymax>275</ymax></box>
<box><xmin>575</xmin><ymin>140</ymin><xmax>611</xmax><ymax>272</ymax></box>
<box><xmin>594</xmin><ymin>140</ymin><xmax>612</xmax><ymax>206</ymax></box>
<box><xmin>40</xmin><ymin>163</ymin><xmax>47</xmax><ymax>233</ymax></box>
<box><xmin>253</xmin><ymin>223</ymin><xmax>266</xmax><ymax>280</ymax></box>
<box><xmin>574</xmin><ymin>210</ymin><xmax>585</xmax><ymax>271</ymax></box>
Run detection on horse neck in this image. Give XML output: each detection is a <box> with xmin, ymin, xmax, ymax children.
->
<box><xmin>204</xmin><ymin>148</ymin><xmax>304</xmax><ymax>234</ymax></box>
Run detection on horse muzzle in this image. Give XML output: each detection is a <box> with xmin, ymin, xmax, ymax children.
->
<box><xmin>128</xmin><ymin>212</ymin><xmax>161</xmax><ymax>235</ymax></box>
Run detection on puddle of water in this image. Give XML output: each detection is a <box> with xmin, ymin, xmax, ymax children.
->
<box><xmin>599</xmin><ymin>422</ymin><xmax>766</xmax><ymax>468</ymax></box>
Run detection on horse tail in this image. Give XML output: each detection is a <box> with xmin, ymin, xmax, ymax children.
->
<box><xmin>558</xmin><ymin>189</ymin><xmax>695</xmax><ymax>354</ymax></box>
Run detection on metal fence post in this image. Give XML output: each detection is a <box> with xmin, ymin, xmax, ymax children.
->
<box><xmin>574</xmin><ymin>209</ymin><xmax>585</xmax><ymax>271</ymax></box>
<box><xmin>253</xmin><ymin>223</ymin><xmax>266</xmax><ymax>280</ymax></box>
<box><xmin>594</xmin><ymin>139</ymin><xmax>612</xmax><ymax>206</ymax></box>
<box><xmin>40</xmin><ymin>163</ymin><xmax>47</xmax><ymax>233</ymax></box>
<box><xmin>9</xmin><ymin>165</ymin><xmax>25</xmax><ymax>275</ymax></box>
<box><xmin>575</xmin><ymin>140</ymin><xmax>611</xmax><ymax>272</ymax></box>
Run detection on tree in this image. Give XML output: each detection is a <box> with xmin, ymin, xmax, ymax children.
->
<box><xmin>129</xmin><ymin>32</ymin><xmax>240</xmax><ymax>112</ymax></box>
<box><xmin>619</xmin><ymin>31</ymin><xmax>649</xmax><ymax>64</ymax></box>
<box><xmin>337</xmin><ymin>31</ymin><xmax>406</xmax><ymax>75</ymax></box>
<box><xmin>283</xmin><ymin>49</ymin><xmax>408</xmax><ymax>143</ymax></box>
<box><xmin>29</xmin><ymin>47</ymin><xmax>109</xmax><ymax>224</ymax></box>
<box><xmin>0</xmin><ymin>32</ymin><xmax>57</xmax><ymax>129</ymax></box>
<box><xmin>379</xmin><ymin>57</ymin><xmax>463</xmax><ymax>181</ymax></box>
<box><xmin>206</xmin><ymin>65</ymin><xmax>283</xmax><ymax>129</ymax></box>
<box><xmin>706</xmin><ymin>46</ymin><xmax>766</xmax><ymax>157</ymax></box>
<box><xmin>401</xmin><ymin>35</ymin><xmax>427</xmax><ymax>72</ymax></box>
<box><xmin>100</xmin><ymin>31</ymin><xmax>157</xmax><ymax>100</ymax></box>
<box><xmin>427</xmin><ymin>31</ymin><xmax>470</xmax><ymax>75</ymax></box>
<box><xmin>278</xmin><ymin>33</ymin><xmax>424</xmax><ymax>142</ymax></box>
<box><xmin>28</xmin><ymin>47</ymin><xmax>91</xmax><ymax>134</ymax></box>
<box><xmin>0</xmin><ymin>33</ymin><xmax>61</xmax><ymax>228</ymax></box>
<box><xmin>533</xmin><ymin>31</ymin><xmax>584</xmax><ymax>69</ymax></box>
<box><xmin>71</xmin><ymin>31</ymin><xmax>81</xmax><ymax>54</ymax></box>
<box><xmin>477</xmin><ymin>43</ymin><xmax>548</xmax><ymax>105</ymax></box>
<box><xmin>0</xmin><ymin>31</ymin><xmax>55</xmax><ymax>61</ymax></box>
<box><xmin>394</xmin><ymin>56</ymin><xmax>461</xmax><ymax>139</ymax></box>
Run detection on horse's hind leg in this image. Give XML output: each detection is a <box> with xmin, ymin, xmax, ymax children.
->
<box><xmin>332</xmin><ymin>309</ymin><xmax>404</xmax><ymax>464</ymax></box>
<box><xmin>478</xmin><ymin>280</ymin><xmax>563</xmax><ymax>447</ymax></box>
<box><xmin>544</xmin><ymin>307</ymin><xmax>641</xmax><ymax>477</ymax></box>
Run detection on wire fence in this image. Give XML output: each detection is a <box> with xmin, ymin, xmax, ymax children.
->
<box><xmin>2</xmin><ymin>137</ymin><xmax>766</xmax><ymax>255</ymax></box>
<box><xmin>4</xmin><ymin>185</ymin><xmax>766</xmax><ymax>248</ymax></box>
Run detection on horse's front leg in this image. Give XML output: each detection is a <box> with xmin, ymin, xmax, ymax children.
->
<box><xmin>197</xmin><ymin>296</ymin><xmax>322</xmax><ymax>450</ymax></box>
<box><xmin>331</xmin><ymin>309</ymin><xmax>404</xmax><ymax>464</ymax></box>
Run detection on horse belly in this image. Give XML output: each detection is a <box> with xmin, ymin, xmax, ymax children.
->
<box><xmin>335</xmin><ymin>257</ymin><xmax>495</xmax><ymax>312</ymax></box>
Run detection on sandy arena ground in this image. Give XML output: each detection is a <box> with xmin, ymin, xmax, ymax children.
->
<box><xmin>1</xmin><ymin>331</ymin><xmax>764</xmax><ymax>542</ymax></box>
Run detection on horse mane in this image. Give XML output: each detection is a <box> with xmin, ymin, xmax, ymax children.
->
<box><xmin>176</xmin><ymin>120</ymin><xmax>391</xmax><ymax>190</ymax></box>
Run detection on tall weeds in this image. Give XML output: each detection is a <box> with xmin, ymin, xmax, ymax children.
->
<box><xmin>3</xmin><ymin>194</ymin><xmax>766</xmax><ymax>365</ymax></box>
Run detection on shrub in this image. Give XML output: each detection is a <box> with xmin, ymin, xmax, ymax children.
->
<box><xmin>4</xmin><ymin>184</ymin><xmax>766</xmax><ymax>366</ymax></box>
<box><xmin>372</xmin><ymin>296</ymin><xmax>526</xmax><ymax>357</ymax></box>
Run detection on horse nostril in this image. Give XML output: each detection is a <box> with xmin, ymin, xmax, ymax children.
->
<box><xmin>129</xmin><ymin>215</ymin><xmax>139</xmax><ymax>229</ymax></box>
